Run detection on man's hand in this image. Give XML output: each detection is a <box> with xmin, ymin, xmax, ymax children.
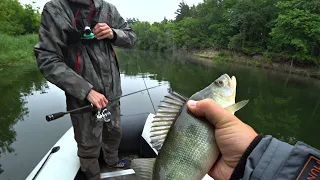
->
<box><xmin>187</xmin><ymin>99</ymin><xmax>257</xmax><ymax>180</ymax></box>
<box><xmin>86</xmin><ymin>89</ymin><xmax>108</xmax><ymax>110</ymax></box>
<box><xmin>93</xmin><ymin>23</ymin><xmax>114</xmax><ymax>40</ymax></box>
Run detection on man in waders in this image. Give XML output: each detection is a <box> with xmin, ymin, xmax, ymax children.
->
<box><xmin>34</xmin><ymin>0</ymin><xmax>136</xmax><ymax>179</ymax></box>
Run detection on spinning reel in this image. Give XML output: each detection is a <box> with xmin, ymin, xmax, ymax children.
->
<box><xmin>95</xmin><ymin>108</ymin><xmax>111</xmax><ymax>123</ymax></box>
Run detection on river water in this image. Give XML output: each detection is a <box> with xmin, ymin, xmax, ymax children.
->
<box><xmin>0</xmin><ymin>49</ymin><xmax>319</xmax><ymax>180</ymax></box>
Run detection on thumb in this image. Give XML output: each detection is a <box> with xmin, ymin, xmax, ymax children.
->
<box><xmin>186</xmin><ymin>99</ymin><xmax>238</xmax><ymax>128</ymax></box>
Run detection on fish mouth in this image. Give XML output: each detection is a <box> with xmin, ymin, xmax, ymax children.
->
<box><xmin>222</xmin><ymin>74</ymin><xmax>231</xmax><ymax>81</ymax></box>
<box><xmin>222</xmin><ymin>74</ymin><xmax>236</xmax><ymax>88</ymax></box>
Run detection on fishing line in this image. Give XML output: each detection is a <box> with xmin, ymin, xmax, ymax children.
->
<box><xmin>138</xmin><ymin>65</ymin><xmax>156</xmax><ymax>114</ymax></box>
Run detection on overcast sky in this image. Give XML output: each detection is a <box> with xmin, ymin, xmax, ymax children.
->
<box><xmin>18</xmin><ymin>0</ymin><xmax>203</xmax><ymax>23</ymax></box>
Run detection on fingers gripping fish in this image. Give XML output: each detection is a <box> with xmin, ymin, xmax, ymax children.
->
<box><xmin>131</xmin><ymin>74</ymin><xmax>249</xmax><ymax>180</ymax></box>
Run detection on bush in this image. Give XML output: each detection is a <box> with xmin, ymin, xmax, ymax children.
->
<box><xmin>0</xmin><ymin>0</ymin><xmax>40</xmax><ymax>35</ymax></box>
<box><xmin>0</xmin><ymin>33</ymin><xmax>38</xmax><ymax>65</ymax></box>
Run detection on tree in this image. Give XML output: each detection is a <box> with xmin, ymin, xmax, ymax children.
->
<box><xmin>0</xmin><ymin>0</ymin><xmax>25</xmax><ymax>35</ymax></box>
<box><xmin>126</xmin><ymin>17</ymin><xmax>139</xmax><ymax>25</ymax></box>
<box><xmin>21</xmin><ymin>3</ymin><xmax>40</xmax><ymax>34</ymax></box>
<box><xmin>126</xmin><ymin>0</ymin><xmax>319</xmax><ymax>66</ymax></box>
<box><xmin>226</xmin><ymin>0</ymin><xmax>279</xmax><ymax>53</ymax></box>
<box><xmin>173</xmin><ymin>18</ymin><xmax>206</xmax><ymax>49</ymax></box>
<box><xmin>269</xmin><ymin>0</ymin><xmax>320</xmax><ymax>63</ymax></box>
<box><xmin>0</xmin><ymin>0</ymin><xmax>40</xmax><ymax>35</ymax></box>
<box><xmin>175</xmin><ymin>1</ymin><xmax>193</xmax><ymax>22</ymax></box>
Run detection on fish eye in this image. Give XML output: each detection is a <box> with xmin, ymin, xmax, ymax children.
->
<box><xmin>214</xmin><ymin>80</ymin><xmax>224</xmax><ymax>87</ymax></box>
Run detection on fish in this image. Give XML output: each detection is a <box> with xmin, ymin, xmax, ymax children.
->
<box><xmin>131</xmin><ymin>74</ymin><xmax>249</xmax><ymax>180</ymax></box>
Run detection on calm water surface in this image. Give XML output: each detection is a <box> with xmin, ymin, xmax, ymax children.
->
<box><xmin>0</xmin><ymin>49</ymin><xmax>319</xmax><ymax>180</ymax></box>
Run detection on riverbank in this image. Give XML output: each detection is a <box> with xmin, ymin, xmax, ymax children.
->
<box><xmin>0</xmin><ymin>33</ymin><xmax>38</xmax><ymax>66</ymax></box>
<box><xmin>2</xmin><ymin>33</ymin><xmax>320</xmax><ymax>80</ymax></box>
<box><xmin>194</xmin><ymin>49</ymin><xmax>320</xmax><ymax>80</ymax></box>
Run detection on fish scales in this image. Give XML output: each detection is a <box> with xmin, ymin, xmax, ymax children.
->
<box><xmin>152</xmin><ymin>105</ymin><xmax>219</xmax><ymax>180</ymax></box>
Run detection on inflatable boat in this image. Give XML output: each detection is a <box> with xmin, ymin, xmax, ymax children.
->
<box><xmin>25</xmin><ymin>113</ymin><xmax>214</xmax><ymax>180</ymax></box>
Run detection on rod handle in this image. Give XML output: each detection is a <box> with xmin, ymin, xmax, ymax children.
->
<box><xmin>46</xmin><ymin>112</ymin><xmax>65</xmax><ymax>122</ymax></box>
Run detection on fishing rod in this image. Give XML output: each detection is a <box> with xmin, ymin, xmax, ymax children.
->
<box><xmin>45</xmin><ymin>84</ymin><xmax>162</xmax><ymax>122</ymax></box>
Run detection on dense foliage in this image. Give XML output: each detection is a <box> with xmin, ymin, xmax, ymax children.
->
<box><xmin>0</xmin><ymin>33</ymin><xmax>38</xmax><ymax>65</ymax></box>
<box><xmin>1</xmin><ymin>0</ymin><xmax>319</xmax><ymax>65</ymax></box>
<box><xmin>0</xmin><ymin>0</ymin><xmax>40</xmax><ymax>35</ymax></box>
<box><xmin>129</xmin><ymin>0</ymin><xmax>320</xmax><ymax>64</ymax></box>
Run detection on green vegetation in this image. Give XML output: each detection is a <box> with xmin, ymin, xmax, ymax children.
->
<box><xmin>128</xmin><ymin>0</ymin><xmax>320</xmax><ymax>66</ymax></box>
<box><xmin>0</xmin><ymin>0</ymin><xmax>40</xmax><ymax>66</ymax></box>
<box><xmin>1</xmin><ymin>0</ymin><xmax>319</xmax><ymax>70</ymax></box>
<box><xmin>0</xmin><ymin>33</ymin><xmax>38</xmax><ymax>66</ymax></box>
<box><xmin>0</xmin><ymin>0</ymin><xmax>40</xmax><ymax>35</ymax></box>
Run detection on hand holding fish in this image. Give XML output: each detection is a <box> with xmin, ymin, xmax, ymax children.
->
<box><xmin>134</xmin><ymin>74</ymin><xmax>251</xmax><ymax>180</ymax></box>
<box><xmin>187</xmin><ymin>98</ymin><xmax>258</xmax><ymax>180</ymax></box>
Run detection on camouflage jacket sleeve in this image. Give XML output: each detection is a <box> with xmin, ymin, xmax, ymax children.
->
<box><xmin>230</xmin><ymin>135</ymin><xmax>320</xmax><ymax>180</ymax></box>
<box><xmin>107</xmin><ymin>3</ymin><xmax>137</xmax><ymax>47</ymax></box>
<box><xmin>34</xmin><ymin>3</ymin><xmax>93</xmax><ymax>100</ymax></box>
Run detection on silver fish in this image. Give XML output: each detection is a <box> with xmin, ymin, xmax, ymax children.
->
<box><xmin>131</xmin><ymin>74</ymin><xmax>249</xmax><ymax>180</ymax></box>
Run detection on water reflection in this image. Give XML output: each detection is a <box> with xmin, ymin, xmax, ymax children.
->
<box><xmin>0</xmin><ymin>66</ymin><xmax>48</xmax><ymax>158</ymax></box>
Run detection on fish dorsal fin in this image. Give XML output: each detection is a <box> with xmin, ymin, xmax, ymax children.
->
<box><xmin>150</xmin><ymin>91</ymin><xmax>187</xmax><ymax>151</ymax></box>
<box><xmin>225</xmin><ymin>100</ymin><xmax>249</xmax><ymax>114</ymax></box>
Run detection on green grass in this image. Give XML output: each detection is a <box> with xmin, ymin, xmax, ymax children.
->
<box><xmin>0</xmin><ymin>33</ymin><xmax>38</xmax><ymax>66</ymax></box>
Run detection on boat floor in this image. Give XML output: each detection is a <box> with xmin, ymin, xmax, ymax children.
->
<box><xmin>74</xmin><ymin>153</ymin><xmax>141</xmax><ymax>180</ymax></box>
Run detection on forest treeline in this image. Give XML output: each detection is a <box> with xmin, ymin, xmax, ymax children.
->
<box><xmin>127</xmin><ymin>0</ymin><xmax>320</xmax><ymax>65</ymax></box>
<box><xmin>1</xmin><ymin>0</ymin><xmax>319</xmax><ymax>65</ymax></box>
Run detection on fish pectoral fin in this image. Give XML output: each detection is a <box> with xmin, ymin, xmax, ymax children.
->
<box><xmin>149</xmin><ymin>91</ymin><xmax>187</xmax><ymax>152</ymax></box>
<box><xmin>131</xmin><ymin>158</ymin><xmax>156</xmax><ymax>180</ymax></box>
<box><xmin>224</xmin><ymin>100</ymin><xmax>249</xmax><ymax>113</ymax></box>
